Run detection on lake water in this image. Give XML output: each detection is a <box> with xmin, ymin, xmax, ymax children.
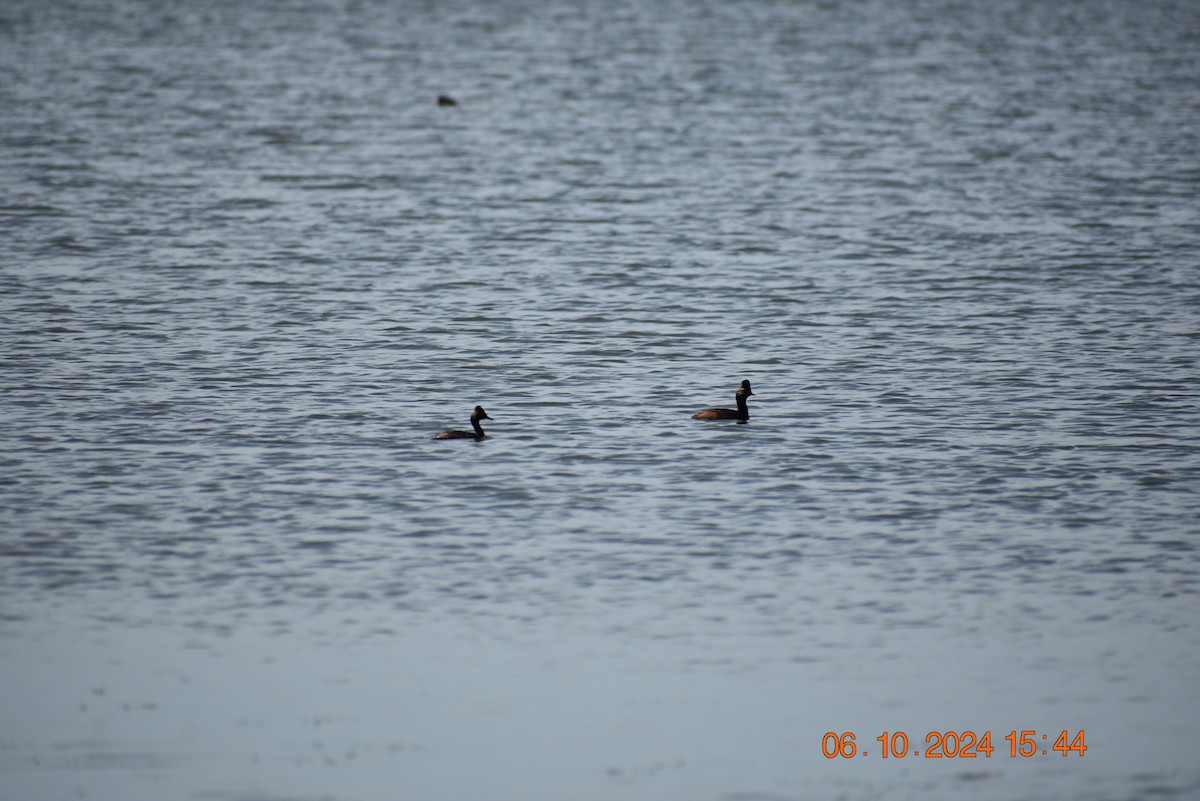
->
<box><xmin>2</xmin><ymin>0</ymin><xmax>1199</xmax><ymax>799</ymax></box>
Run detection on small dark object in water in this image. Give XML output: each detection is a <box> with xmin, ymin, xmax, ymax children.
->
<box><xmin>437</xmin><ymin>94</ymin><xmax>458</xmax><ymax>106</ymax></box>
<box><xmin>433</xmin><ymin>406</ymin><xmax>490</xmax><ymax>440</ymax></box>
<box><xmin>692</xmin><ymin>380</ymin><xmax>754</xmax><ymax>422</ymax></box>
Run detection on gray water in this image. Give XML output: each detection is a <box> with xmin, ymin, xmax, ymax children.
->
<box><xmin>2</xmin><ymin>0</ymin><xmax>1199</xmax><ymax>799</ymax></box>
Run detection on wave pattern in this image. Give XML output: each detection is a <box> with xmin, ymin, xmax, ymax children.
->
<box><xmin>1</xmin><ymin>0</ymin><xmax>1198</xmax><ymax>799</ymax></box>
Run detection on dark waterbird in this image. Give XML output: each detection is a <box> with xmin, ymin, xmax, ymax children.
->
<box><xmin>433</xmin><ymin>406</ymin><xmax>490</xmax><ymax>440</ymax></box>
<box><xmin>692</xmin><ymin>380</ymin><xmax>754</xmax><ymax>422</ymax></box>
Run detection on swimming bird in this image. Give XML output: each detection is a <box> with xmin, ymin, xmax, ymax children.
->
<box><xmin>437</xmin><ymin>94</ymin><xmax>458</xmax><ymax>106</ymax></box>
<box><xmin>433</xmin><ymin>406</ymin><xmax>490</xmax><ymax>440</ymax></box>
<box><xmin>692</xmin><ymin>380</ymin><xmax>754</xmax><ymax>422</ymax></box>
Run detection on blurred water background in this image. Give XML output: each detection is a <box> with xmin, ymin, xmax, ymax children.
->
<box><xmin>2</xmin><ymin>0</ymin><xmax>1199</xmax><ymax>799</ymax></box>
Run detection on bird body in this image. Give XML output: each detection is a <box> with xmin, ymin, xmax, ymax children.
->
<box><xmin>433</xmin><ymin>406</ymin><xmax>490</xmax><ymax>440</ymax></box>
<box><xmin>692</xmin><ymin>380</ymin><xmax>754</xmax><ymax>422</ymax></box>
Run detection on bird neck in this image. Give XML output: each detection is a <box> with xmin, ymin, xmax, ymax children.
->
<box><xmin>735</xmin><ymin>394</ymin><xmax>749</xmax><ymax>419</ymax></box>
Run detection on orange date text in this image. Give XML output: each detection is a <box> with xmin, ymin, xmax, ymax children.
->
<box><xmin>821</xmin><ymin>730</ymin><xmax>1087</xmax><ymax>759</ymax></box>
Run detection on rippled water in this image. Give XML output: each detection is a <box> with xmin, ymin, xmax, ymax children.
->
<box><xmin>2</xmin><ymin>0</ymin><xmax>1199</xmax><ymax>799</ymax></box>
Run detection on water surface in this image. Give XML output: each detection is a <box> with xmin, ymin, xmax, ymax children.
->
<box><xmin>2</xmin><ymin>0</ymin><xmax>1199</xmax><ymax>799</ymax></box>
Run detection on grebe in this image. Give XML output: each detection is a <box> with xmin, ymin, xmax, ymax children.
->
<box><xmin>692</xmin><ymin>380</ymin><xmax>754</xmax><ymax>422</ymax></box>
<box><xmin>433</xmin><ymin>406</ymin><xmax>490</xmax><ymax>440</ymax></box>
